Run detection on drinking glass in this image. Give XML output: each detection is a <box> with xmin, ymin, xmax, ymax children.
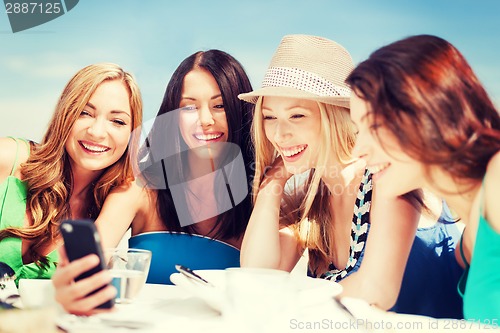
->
<box><xmin>105</xmin><ymin>248</ymin><xmax>152</xmax><ymax>304</ymax></box>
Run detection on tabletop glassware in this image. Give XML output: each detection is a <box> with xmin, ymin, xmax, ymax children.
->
<box><xmin>105</xmin><ymin>248</ymin><xmax>152</xmax><ymax>304</ymax></box>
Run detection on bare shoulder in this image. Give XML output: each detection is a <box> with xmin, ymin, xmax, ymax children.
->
<box><xmin>109</xmin><ymin>180</ymin><xmax>149</xmax><ymax>201</ymax></box>
<box><xmin>483</xmin><ymin>151</ymin><xmax>500</xmax><ymax>232</ymax></box>
<box><xmin>0</xmin><ymin>137</ymin><xmax>28</xmax><ymax>180</ymax></box>
<box><xmin>484</xmin><ymin>151</ymin><xmax>500</xmax><ymax>190</ymax></box>
<box><xmin>97</xmin><ymin>180</ymin><xmax>151</xmax><ymax>228</ymax></box>
<box><xmin>486</xmin><ymin>151</ymin><xmax>500</xmax><ymax>174</ymax></box>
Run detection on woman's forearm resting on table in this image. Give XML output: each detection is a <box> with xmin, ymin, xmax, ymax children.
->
<box><xmin>339</xmin><ymin>194</ymin><xmax>419</xmax><ymax>309</ymax></box>
<box><xmin>240</xmin><ymin>177</ymin><xmax>302</xmax><ymax>270</ymax></box>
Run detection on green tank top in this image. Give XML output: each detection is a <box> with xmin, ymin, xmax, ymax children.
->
<box><xmin>463</xmin><ymin>215</ymin><xmax>500</xmax><ymax>322</ymax></box>
<box><xmin>463</xmin><ymin>181</ymin><xmax>500</xmax><ymax>323</ymax></box>
<box><xmin>0</xmin><ymin>137</ymin><xmax>58</xmax><ymax>284</ymax></box>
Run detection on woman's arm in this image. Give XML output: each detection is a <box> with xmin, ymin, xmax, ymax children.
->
<box><xmin>240</xmin><ymin>158</ymin><xmax>303</xmax><ymax>271</ymax></box>
<box><xmin>0</xmin><ymin>137</ymin><xmax>29</xmax><ymax>181</ymax></box>
<box><xmin>94</xmin><ymin>180</ymin><xmax>145</xmax><ymax>248</ymax></box>
<box><xmin>456</xmin><ymin>151</ymin><xmax>500</xmax><ymax>267</ymax></box>
<box><xmin>53</xmin><ymin>181</ymin><xmax>147</xmax><ymax>314</ymax></box>
<box><xmin>338</xmin><ymin>188</ymin><xmax>419</xmax><ymax>309</ymax></box>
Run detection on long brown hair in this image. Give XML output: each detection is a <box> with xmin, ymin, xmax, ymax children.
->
<box><xmin>346</xmin><ymin>34</ymin><xmax>500</xmax><ymax>190</ymax></box>
<box><xmin>0</xmin><ymin>63</ymin><xmax>143</xmax><ymax>268</ymax></box>
<box><xmin>138</xmin><ymin>50</ymin><xmax>254</xmax><ymax>241</ymax></box>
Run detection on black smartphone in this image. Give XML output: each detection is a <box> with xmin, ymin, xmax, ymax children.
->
<box><xmin>60</xmin><ymin>219</ymin><xmax>114</xmax><ymax>309</ymax></box>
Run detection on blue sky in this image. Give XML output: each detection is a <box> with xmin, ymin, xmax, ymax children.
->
<box><xmin>1</xmin><ymin>0</ymin><xmax>499</xmax><ymax>141</ymax></box>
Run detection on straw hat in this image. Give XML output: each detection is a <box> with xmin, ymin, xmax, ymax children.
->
<box><xmin>239</xmin><ymin>34</ymin><xmax>354</xmax><ymax>108</ymax></box>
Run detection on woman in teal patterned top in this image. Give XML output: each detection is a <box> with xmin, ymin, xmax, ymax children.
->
<box><xmin>0</xmin><ymin>63</ymin><xmax>143</xmax><ymax>284</ymax></box>
<box><xmin>347</xmin><ymin>35</ymin><xmax>500</xmax><ymax>323</ymax></box>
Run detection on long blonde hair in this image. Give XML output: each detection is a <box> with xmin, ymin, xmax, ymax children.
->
<box><xmin>251</xmin><ymin>97</ymin><xmax>357</xmax><ymax>274</ymax></box>
<box><xmin>0</xmin><ymin>63</ymin><xmax>143</xmax><ymax>268</ymax></box>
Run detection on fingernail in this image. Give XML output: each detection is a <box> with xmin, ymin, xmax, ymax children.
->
<box><xmin>87</xmin><ymin>254</ymin><xmax>100</xmax><ymax>264</ymax></box>
<box><xmin>109</xmin><ymin>286</ymin><xmax>117</xmax><ymax>298</ymax></box>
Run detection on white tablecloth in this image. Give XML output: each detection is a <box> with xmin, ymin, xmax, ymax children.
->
<box><xmin>56</xmin><ymin>283</ymin><xmax>496</xmax><ymax>333</ymax></box>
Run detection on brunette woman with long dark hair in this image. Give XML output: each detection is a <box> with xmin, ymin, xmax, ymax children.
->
<box><xmin>348</xmin><ymin>34</ymin><xmax>500</xmax><ymax>322</ymax></box>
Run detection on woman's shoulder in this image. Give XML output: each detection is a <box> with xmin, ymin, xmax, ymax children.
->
<box><xmin>109</xmin><ymin>180</ymin><xmax>156</xmax><ymax>210</ymax></box>
<box><xmin>484</xmin><ymin>151</ymin><xmax>500</xmax><ymax>199</ymax></box>
<box><xmin>486</xmin><ymin>151</ymin><xmax>500</xmax><ymax>177</ymax></box>
<box><xmin>0</xmin><ymin>137</ymin><xmax>29</xmax><ymax>180</ymax></box>
<box><xmin>483</xmin><ymin>151</ymin><xmax>500</xmax><ymax>232</ymax></box>
<box><xmin>109</xmin><ymin>179</ymin><xmax>150</xmax><ymax>199</ymax></box>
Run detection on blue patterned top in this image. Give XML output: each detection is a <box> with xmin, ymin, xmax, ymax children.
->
<box><xmin>310</xmin><ymin>169</ymin><xmax>372</xmax><ymax>281</ymax></box>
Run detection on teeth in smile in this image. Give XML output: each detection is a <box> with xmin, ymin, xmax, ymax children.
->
<box><xmin>194</xmin><ymin>133</ymin><xmax>222</xmax><ymax>141</ymax></box>
<box><xmin>281</xmin><ymin>146</ymin><xmax>306</xmax><ymax>157</ymax></box>
<box><xmin>81</xmin><ymin>142</ymin><xmax>109</xmax><ymax>153</ymax></box>
<box><xmin>368</xmin><ymin>163</ymin><xmax>390</xmax><ymax>174</ymax></box>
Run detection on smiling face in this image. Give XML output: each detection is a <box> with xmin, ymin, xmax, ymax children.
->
<box><xmin>261</xmin><ymin>96</ymin><xmax>321</xmax><ymax>174</ymax></box>
<box><xmin>65</xmin><ymin>79</ymin><xmax>132</xmax><ymax>176</ymax></box>
<box><xmin>178</xmin><ymin>68</ymin><xmax>228</xmax><ymax>160</ymax></box>
<box><xmin>350</xmin><ymin>92</ymin><xmax>425</xmax><ymax>197</ymax></box>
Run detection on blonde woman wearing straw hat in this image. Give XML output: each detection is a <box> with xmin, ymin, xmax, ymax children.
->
<box><xmin>239</xmin><ymin>34</ymin><xmax>462</xmax><ymax>311</ymax></box>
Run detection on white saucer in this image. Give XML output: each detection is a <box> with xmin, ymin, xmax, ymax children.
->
<box><xmin>170</xmin><ymin>269</ymin><xmax>342</xmax><ymax>313</ymax></box>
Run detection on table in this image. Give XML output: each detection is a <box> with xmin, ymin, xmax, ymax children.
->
<box><xmin>55</xmin><ymin>283</ymin><xmax>495</xmax><ymax>333</ymax></box>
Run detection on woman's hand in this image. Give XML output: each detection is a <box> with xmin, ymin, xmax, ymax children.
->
<box><xmin>52</xmin><ymin>247</ymin><xmax>116</xmax><ymax>316</ymax></box>
<box><xmin>259</xmin><ymin>156</ymin><xmax>293</xmax><ymax>192</ymax></box>
<box><xmin>240</xmin><ymin>156</ymin><xmax>302</xmax><ymax>270</ymax></box>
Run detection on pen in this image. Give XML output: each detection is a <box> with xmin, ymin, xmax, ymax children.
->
<box><xmin>175</xmin><ymin>265</ymin><xmax>214</xmax><ymax>287</ymax></box>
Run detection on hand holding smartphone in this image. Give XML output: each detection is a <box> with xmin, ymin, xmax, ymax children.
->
<box><xmin>60</xmin><ymin>219</ymin><xmax>114</xmax><ymax>309</ymax></box>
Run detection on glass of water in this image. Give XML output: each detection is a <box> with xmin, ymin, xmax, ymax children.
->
<box><xmin>105</xmin><ymin>248</ymin><xmax>152</xmax><ymax>304</ymax></box>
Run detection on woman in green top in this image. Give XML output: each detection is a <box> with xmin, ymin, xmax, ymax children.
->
<box><xmin>0</xmin><ymin>63</ymin><xmax>143</xmax><ymax>283</ymax></box>
<box><xmin>347</xmin><ymin>34</ymin><xmax>500</xmax><ymax>323</ymax></box>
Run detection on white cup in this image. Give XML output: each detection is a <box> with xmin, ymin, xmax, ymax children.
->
<box><xmin>223</xmin><ymin>268</ymin><xmax>297</xmax><ymax>332</ymax></box>
<box><xmin>18</xmin><ymin>279</ymin><xmax>56</xmax><ymax>309</ymax></box>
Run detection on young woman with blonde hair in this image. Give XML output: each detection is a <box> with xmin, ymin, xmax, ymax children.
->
<box><xmin>239</xmin><ymin>34</ymin><xmax>422</xmax><ymax>310</ymax></box>
<box><xmin>0</xmin><ymin>63</ymin><xmax>143</xmax><ymax>283</ymax></box>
